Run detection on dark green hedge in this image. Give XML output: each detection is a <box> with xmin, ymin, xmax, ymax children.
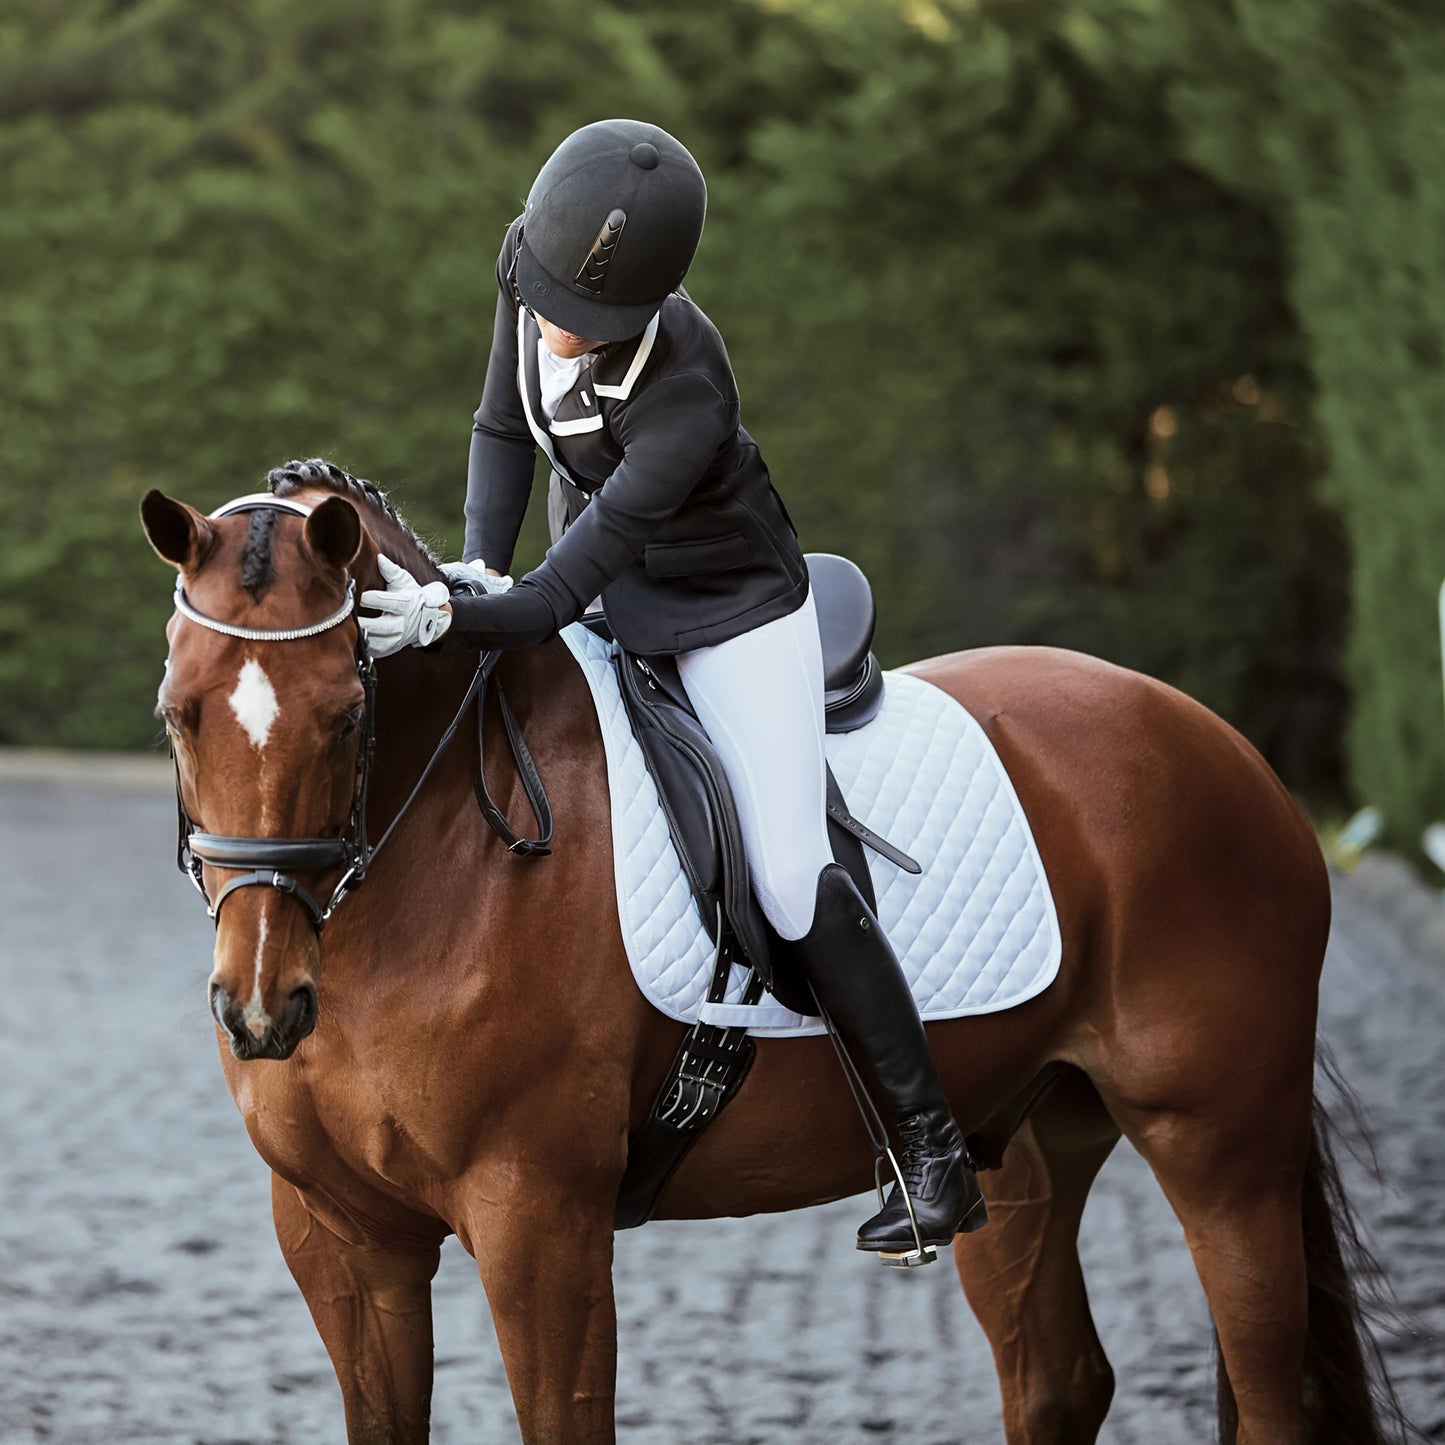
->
<box><xmin>12</xmin><ymin>0</ymin><xmax>1428</xmax><ymax>833</ymax></box>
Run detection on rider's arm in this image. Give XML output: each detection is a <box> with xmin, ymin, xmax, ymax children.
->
<box><xmin>440</xmin><ymin>370</ymin><xmax>734</xmax><ymax>649</ymax></box>
<box><xmin>462</xmin><ymin>231</ymin><xmax>536</xmax><ymax>571</ymax></box>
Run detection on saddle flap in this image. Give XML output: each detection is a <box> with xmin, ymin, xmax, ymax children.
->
<box><xmin>627</xmin><ymin>689</ymin><xmax>722</xmax><ymax>901</ymax></box>
<box><xmin>615</xmin><ymin>650</ymin><xmax>774</xmax><ymax>979</ymax></box>
<box><xmin>613</xmin><ymin>644</ymin><xmax>899</xmax><ymax>1018</ymax></box>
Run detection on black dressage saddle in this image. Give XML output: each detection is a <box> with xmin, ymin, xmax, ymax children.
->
<box><xmin>597</xmin><ymin>553</ymin><xmax>921</xmax><ymax>1226</ymax></box>
<box><xmin>589</xmin><ymin>553</ymin><xmax>918</xmax><ymax>1010</ymax></box>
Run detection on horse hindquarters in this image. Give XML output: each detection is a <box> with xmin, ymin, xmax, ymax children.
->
<box><xmin>1106</xmin><ymin>1036</ymin><xmax>1402</xmax><ymax>1444</ymax></box>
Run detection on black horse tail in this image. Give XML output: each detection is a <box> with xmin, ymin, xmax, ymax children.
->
<box><xmin>1215</xmin><ymin>1048</ymin><xmax>1421</xmax><ymax>1444</ymax></box>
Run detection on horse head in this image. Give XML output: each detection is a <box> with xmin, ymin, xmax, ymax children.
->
<box><xmin>140</xmin><ymin>459</ymin><xmax>439</xmax><ymax>1061</ymax></box>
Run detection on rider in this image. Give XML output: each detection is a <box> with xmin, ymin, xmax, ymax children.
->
<box><xmin>360</xmin><ymin>118</ymin><xmax>987</xmax><ymax>1257</ymax></box>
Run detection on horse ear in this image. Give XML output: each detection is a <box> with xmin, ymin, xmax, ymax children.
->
<box><xmin>140</xmin><ymin>489</ymin><xmax>214</xmax><ymax>571</ymax></box>
<box><xmin>303</xmin><ymin>495</ymin><xmax>363</xmax><ymax>572</ymax></box>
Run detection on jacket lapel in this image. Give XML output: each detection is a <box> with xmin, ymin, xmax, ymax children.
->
<box><xmin>515</xmin><ymin>309</ymin><xmax>577</xmax><ymax>479</ymax></box>
<box><xmin>592</xmin><ymin>312</ymin><xmax>659</xmax><ymax>401</ymax></box>
<box><xmin>515</xmin><ymin>308</ymin><xmax>661</xmax><ymax>474</ymax></box>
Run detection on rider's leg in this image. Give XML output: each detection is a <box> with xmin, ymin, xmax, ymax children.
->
<box><xmin>794</xmin><ymin>862</ymin><xmax>989</xmax><ymax>1252</ymax></box>
<box><xmin>674</xmin><ymin>587</ymin><xmax>833</xmax><ymax>940</ymax></box>
<box><xmin>674</xmin><ymin>589</ymin><xmax>987</xmax><ymax>1253</ymax></box>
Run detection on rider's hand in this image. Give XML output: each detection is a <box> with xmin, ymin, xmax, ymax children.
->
<box><xmin>359</xmin><ymin>555</ymin><xmax>453</xmax><ymax>657</ymax></box>
<box><xmin>440</xmin><ymin>559</ymin><xmax>514</xmax><ymax>594</ymax></box>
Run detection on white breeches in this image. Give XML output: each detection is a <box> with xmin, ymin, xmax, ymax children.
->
<box><xmin>674</xmin><ymin>587</ymin><xmax>833</xmax><ymax>940</ymax></box>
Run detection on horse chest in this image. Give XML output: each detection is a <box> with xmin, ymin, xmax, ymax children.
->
<box><xmin>222</xmin><ymin>1039</ymin><xmax>469</xmax><ymax>1202</ymax></box>
<box><xmin>223</xmin><ymin>1058</ymin><xmax>330</xmax><ymax>1180</ymax></box>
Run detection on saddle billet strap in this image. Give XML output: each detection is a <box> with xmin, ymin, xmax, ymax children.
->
<box><xmin>825</xmin><ymin>796</ymin><xmax>922</xmax><ymax>875</ymax></box>
<box><xmin>473</xmin><ymin>668</ymin><xmax>554</xmax><ymax>856</ymax></box>
<box><xmin>615</xmin><ymin>1010</ymin><xmax>759</xmax><ymax>1230</ymax></box>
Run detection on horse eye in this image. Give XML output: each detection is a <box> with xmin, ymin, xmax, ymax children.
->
<box><xmin>334</xmin><ymin>708</ymin><xmax>364</xmax><ymax>741</ymax></box>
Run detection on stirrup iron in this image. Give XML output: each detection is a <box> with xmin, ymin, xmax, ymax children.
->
<box><xmin>871</xmin><ymin>1149</ymin><xmax>937</xmax><ymax>1268</ymax></box>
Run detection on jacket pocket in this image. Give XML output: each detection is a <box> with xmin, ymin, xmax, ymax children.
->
<box><xmin>643</xmin><ymin>531</ymin><xmax>752</xmax><ymax>578</ymax></box>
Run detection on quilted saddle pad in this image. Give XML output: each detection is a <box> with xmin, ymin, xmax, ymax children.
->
<box><xmin>558</xmin><ymin>623</ymin><xmax>1062</xmax><ymax>1038</ymax></box>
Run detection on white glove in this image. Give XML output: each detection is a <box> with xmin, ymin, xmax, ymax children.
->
<box><xmin>440</xmin><ymin>559</ymin><xmax>514</xmax><ymax>594</ymax></box>
<box><xmin>359</xmin><ymin>555</ymin><xmax>453</xmax><ymax>657</ymax></box>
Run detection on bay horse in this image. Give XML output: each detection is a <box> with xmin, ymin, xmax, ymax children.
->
<box><xmin>141</xmin><ymin>459</ymin><xmax>1402</xmax><ymax>1445</ymax></box>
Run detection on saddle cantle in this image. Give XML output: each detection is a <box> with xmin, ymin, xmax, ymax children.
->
<box><xmin>604</xmin><ymin>553</ymin><xmax>920</xmax><ymax>1228</ymax></box>
<box><xmin>810</xmin><ymin>551</ymin><xmax>885</xmax><ymax>730</ymax></box>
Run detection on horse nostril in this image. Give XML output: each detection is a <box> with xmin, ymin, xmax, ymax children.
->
<box><xmin>284</xmin><ymin>983</ymin><xmax>317</xmax><ymax>1040</ymax></box>
<box><xmin>210</xmin><ymin>981</ymin><xmax>234</xmax><ymax>1030</ymax></box>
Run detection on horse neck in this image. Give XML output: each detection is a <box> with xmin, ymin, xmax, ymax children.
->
<box><xmin>320</xmin><ymin>639</ymin><xmax>571</xmax><ymax>1000</ymax></box>
<box><xmin>321</xmin><ymin>634</ymin><xmax>644</xmax><ymax>1072</ymax></box>
<box><xmin>365</xmin><ymin>644</ymin><xmax>489</xmax><ymax>832</ymax></box>
<box><xmin>363</xmin><ymin>639</ymin><xmax>573</xmax><ymax>883</ymax></box>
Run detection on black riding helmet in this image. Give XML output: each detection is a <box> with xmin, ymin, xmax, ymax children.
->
<box><xmin>513</xmin><ymin>119</ymin><xmax>707</xmax><ymax>343</ymax></box>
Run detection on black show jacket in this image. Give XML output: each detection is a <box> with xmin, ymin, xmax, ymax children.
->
<box><xmin>450</xmin><ymin>219</ymin><xmax>809</xmax><ymax>656</ymax></box>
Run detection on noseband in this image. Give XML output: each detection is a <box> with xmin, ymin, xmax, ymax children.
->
<box><xmin>171</xmin><ymin>495</ymin><xmax>551</xmax><ymax>936</ymax></box>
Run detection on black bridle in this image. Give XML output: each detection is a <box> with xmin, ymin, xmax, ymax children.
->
<box><xmin>171</xmin><ymin>495</ymin><xmax>551</xmax><ymax>934</ymax></box>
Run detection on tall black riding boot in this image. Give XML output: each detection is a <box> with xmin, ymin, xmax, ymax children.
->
<box><xmin>790</xmin><ymin>862</ymin><xmax>988</xmax><ymax>1257</ymax></box>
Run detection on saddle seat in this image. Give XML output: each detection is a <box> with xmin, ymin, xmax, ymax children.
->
<box><xmin>596</xmin><ymin>551</ymin><xmax>882</xmax><ymax>728</ymax></box>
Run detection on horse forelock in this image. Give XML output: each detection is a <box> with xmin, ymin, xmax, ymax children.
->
<box><xmin>239</xmin><ymin>510</ymin><xmax>277</xmax><ymax>601</ymax></box>
<box><xmin>266</xmin><ymin>457</ymin><xmax>442</xmax><ymax>585</ymax></box>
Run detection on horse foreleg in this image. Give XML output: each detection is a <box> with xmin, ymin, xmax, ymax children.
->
<box><xmin>467</xmin><ymin>1179</ymin><xmax>620</xmax><ymax>1445</ymax></box>
<box><xmin>271</xmin><ymin>1173</ymin><xmax>442</xmax><ymax>1445</ymax></box>
<box><xmin>953</xmin><ymin>1069</ymin><xmax>1121</xmax><ymax>1444</ymax></box>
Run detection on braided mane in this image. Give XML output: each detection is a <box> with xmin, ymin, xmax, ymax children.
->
<box><xmin>266</xmin><ymin>457</ymin><xmax>443</xmax><ymax>582</ymax></box>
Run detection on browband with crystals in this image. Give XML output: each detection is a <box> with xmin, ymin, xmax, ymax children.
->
<box><xmin>172</xmin><ymin>576</ymin><xmax>357</xmax><ymax>642</ymax></box>
<box><xmin>209</xmin><ymin>493</ymin><xmax>316</xmax><ymax>519</ymax></box>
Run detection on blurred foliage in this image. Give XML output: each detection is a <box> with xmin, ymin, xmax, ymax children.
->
<box><xmin>1162</xmin><ymin>0</ymin><xmax>1445</xmax><ymax>843</ymax></box>
<box><xmin>10</xmin><ymin>0</ymin><xmax>1431</xmax><ymax>829</ymax></box>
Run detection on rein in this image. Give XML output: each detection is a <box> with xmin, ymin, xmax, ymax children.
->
<box><xmin>171</xmin><ymin>497</ymin><xmax>552</xmax><ymax>935</ymax></box>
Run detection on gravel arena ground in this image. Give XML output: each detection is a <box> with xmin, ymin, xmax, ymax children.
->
<box><xmin>2</xmin><ymin>753</ymin><xmax>1441</xmax><ymax>1444</ymax></box>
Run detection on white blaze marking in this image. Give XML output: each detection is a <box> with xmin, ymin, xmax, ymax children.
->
<box><xmin>229</xmin><ymin>660</ymin><xmax>280</xmax><ymax>750</ymax></box>
<box><xmin>242</xmin><ymin>913</ymin><xmax>272</xmax><ymax>1038</ymax></box>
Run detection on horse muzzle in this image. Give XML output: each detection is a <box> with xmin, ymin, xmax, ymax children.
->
<box><xmin>210</xmin><ymin>978</ymin><xmax>318</xmax><ymax>1061</ymax></box>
